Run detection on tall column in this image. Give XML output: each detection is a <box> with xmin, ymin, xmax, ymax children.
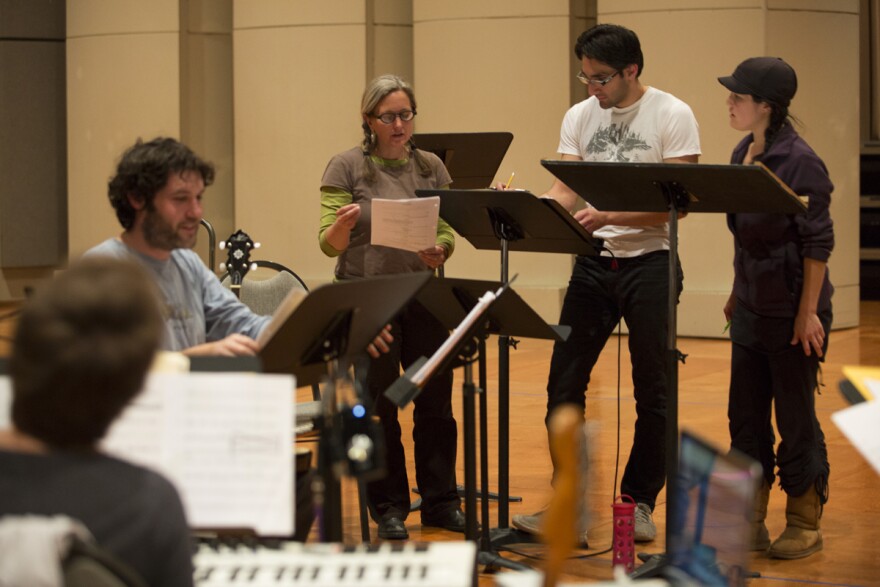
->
<box><xmin>0</xmin><ymin>0</ymin><xmax>66</xmax><ymax>299</ymax></box>
<box><xmin>599</xmin><ymin>0</ymin><xmax>860</xmax><ymax>333</ymax></box>
<box><xmin>181</xmin><ymin>0</ymin><xmax>234</xmax><ymax>268</ymax></box>
<box><xmin>413</xmin><ymin>0</ymin><xmax>595</xmax><ymax>322</ymax></box>
<box><xmin>66</xmin><ymin>0</ymin><xmax>182</xmax><ymax>257</ymax></box>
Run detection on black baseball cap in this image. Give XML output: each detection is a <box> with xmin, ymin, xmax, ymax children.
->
<box><xmin>718</xmin><ymin>57</ymin><xmax>797</xmax><ymax>106</ymax></box>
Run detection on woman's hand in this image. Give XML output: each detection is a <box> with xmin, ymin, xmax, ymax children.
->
<box><xmin>418</xmin><ymin>245</ymin><xmax>447</xmax><ymax>270</ymax></box>
<box><xmin>325</xmin><ymin>203</ymin><xmax>361</xmax><ymax>252</ymax></box>
<box><xmin>334</xmin><ymin>203</ymin><xmax>361</xmax><ymax>231</ymax></box>
<box><xmin>791</xmin><ymin>309</ymin><xmax>825</xmax><ymax>357</ymax></box>
<box><xmin>723</xmin><ymin>293</ymin><xmax>736</xmax><ymax>323</ymax></box>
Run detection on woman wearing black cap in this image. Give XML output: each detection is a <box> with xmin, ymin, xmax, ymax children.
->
<box><xmin>718</xmin><ymin>57</ymin><xmax>833</xmax><ymax>560</ymax></box>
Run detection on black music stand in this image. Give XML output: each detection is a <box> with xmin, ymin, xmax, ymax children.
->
<box><xmin>259</xmin><ymin>272</ymin><xmax>433</xmax><ymax>542</ymax></box>
<box><xmin>540</xmin><ymin>160</ymin><xmax>806</xmax><ymax>580</ymax></box>
<box><xmin>413</xmin><ymin>132</ymin><xmax>513</xmax><ymax>188</ymax></box>
<box><xmin>414</xmin><ymin>188</ymin><xmax>600</xmax><ymax>535</ymax></box>
<box><xmin>385</xmin><ymin>276</ymin><xmax>569</xmax><ymax>572</ymax></box>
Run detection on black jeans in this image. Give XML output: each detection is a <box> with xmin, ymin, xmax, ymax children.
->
<box><xmin>364</xmin><ymin>299</ymin><xmax>460</xmax><ymax>522</ymax></box>
<box><xmin>546</xmin><ymin>251</ymin><xmax>682</xmax><ymax>509</ymax></box>
<box><xmin>728</xmin><ymin>304</ymin><xmax>831</xmax><ymax>497</ymax></box>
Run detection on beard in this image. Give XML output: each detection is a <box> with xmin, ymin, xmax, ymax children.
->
<box><xmin>142</xmin><ymin>207</ymin><xmax>198</xmax><ymax>250</ymax></box>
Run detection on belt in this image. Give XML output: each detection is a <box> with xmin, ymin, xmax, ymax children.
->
<box><xmin>589</xmin><ymin>250</ymin><xmax>668</xmax><ymax>270</ymax></box>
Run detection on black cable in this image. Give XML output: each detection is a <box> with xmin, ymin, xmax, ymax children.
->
<box><xmin>570</xmin><ymin>251</ymin><xmax>622</xmax><ymax>561</ymax></box>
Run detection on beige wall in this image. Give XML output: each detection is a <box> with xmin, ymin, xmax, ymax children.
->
<box><xmin>67</xmin><ymin>0</ymin><xmax>182</xmax><ymax>258</ymax></box>
<box><xmin>181</xmin><ymin>0</ymin><xmax>234</xmax><ymax>269</ymax></box>
<box><xmin>60</xmin><ymin>0</ymin><xmax>861</xmax><ymax>336</ymax></box>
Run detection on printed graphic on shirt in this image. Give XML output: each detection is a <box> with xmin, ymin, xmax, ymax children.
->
<box><xmin>586</xmin><ymin>123</ymin><xmax>652</xmax><ymax>162</ymax></box>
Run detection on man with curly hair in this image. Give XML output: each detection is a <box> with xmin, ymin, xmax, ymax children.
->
<box><xmin>87</xmin><ymin>137</ymin><xmax>271</xmax><ymax>356</ymax></box>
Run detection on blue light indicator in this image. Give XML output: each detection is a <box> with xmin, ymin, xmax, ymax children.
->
<box><xmin>352</xmin><ymin>404</ymin><xmax>366</xmax><ymax>418</ymax></box>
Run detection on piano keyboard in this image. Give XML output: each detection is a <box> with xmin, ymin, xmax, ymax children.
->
<box><xmin>194</xmin><ymin>540</ymin><xmax>476</xmax><ymax>587</ymax></box>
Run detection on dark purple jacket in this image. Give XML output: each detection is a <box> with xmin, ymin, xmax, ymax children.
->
<box><xmin>727</xmin><ymin>124</ymin><xmax>834</xmax><ymax>318</ymax></box>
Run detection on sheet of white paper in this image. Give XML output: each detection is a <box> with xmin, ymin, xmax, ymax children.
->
<box><xmin>103</xmin><ymin>382</ymin><xmax>168</xmax><ymax>473</ymax></box>
<box><xmin>370</xmin><ymin>196</ymin><xmax>440</xmax><ymax>253</ymax></box>
<box><xmin>103</xmin><ymin>372</ymin><xmax>295</xmax><ymax>536</ymax></box>
<box><xmin>832</xmin><ymin>401</ymin><xmax>880</xmax><ymax>475</ymax></box>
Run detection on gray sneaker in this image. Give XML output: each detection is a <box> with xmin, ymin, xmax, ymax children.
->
<box><xmin>634</xmin><ymin>503</ymin><xmax>656</xmax><ymax>542</ymax></box>
<box><xmin>512</xmin><ymin>511</ymin><xmax>543</xmax><ymax>535</ymax></box>
<box><xmin>512</xmin><ymin>510</ymin><xmax>589</xmax><ymax>548</ymax></box>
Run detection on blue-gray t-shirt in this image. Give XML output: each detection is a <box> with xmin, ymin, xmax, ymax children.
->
<box><xmin>85</xmin><ymin>238</ymin><xmax>270</xmax><ymax>351</ymax></box>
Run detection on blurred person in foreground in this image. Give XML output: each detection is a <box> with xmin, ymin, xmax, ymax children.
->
<box><xmin>0</xmin><ymin>257</ymin><xmax>193</xmax><ymax>586</ymax></box>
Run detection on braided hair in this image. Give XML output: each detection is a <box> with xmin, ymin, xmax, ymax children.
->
<box><xmin>360</xmin><ymin>74</ymin><xmax>432</xmax><ymax>182</ymax></box>
<box><xmin>753</xmin><ymin>96</ymin><xmax>799</xmax><ymax>151</ymax></box>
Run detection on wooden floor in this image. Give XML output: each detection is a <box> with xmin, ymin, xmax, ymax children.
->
<box><xmin>315</xmin><ymin>301</ymin><xmax>880</xmax><ymax>586</ymax></box>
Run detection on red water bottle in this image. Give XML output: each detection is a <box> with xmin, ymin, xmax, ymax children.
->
<box><xmin>612</xmin><ymin>494</ymin><xmax>636</xmax><ymax>572</ymax></box>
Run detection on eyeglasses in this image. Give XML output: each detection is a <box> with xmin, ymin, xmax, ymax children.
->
<box><xmin>576</xmin><ymin>70</ymin><xmax>620</xmax><ymax>87</ymax></box>
<box><xmin>372</xmin><ymin>110</ymin><xmax>416</xmax><ymax>124</ymax></box>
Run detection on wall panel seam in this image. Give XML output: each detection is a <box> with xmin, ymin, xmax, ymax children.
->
<box><xmin>233</xmin><ymin>23</ymin><xmax>367</xmax><ymax>32</ymax></box>
<box><xmin>412</xmin><ymin>15</ymin><xmax>567</xmax><ymax>25</ymax></box>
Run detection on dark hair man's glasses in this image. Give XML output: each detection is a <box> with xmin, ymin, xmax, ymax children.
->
<box><xmin>373</xmin><ymin>110</ymin><xmax>416</xmax><ymax>124</ymax></box>
<box><xmin>576</xmin><ymin>70</ymin><xmax>620</xmax><ymax>87</ymax></box>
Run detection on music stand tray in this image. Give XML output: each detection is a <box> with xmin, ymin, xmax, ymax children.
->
<box><xmin>416</xmin><ymin>276</ymin><xmax>570</xmax><ymax>343</ymax></box>
<box><xmin>413</xmin><ymin>132</ymin><xmax>513</xmax><ymax>189</ymax></box>
<box><xmin>416</xmin><ymin>188</ymin><xmax>601</xmax><ymax>255</ymax></box>
<box><xmin>258</xmin><ymin>272</ymin><xmax>432</xmax><ymax>387</ymax></box>
<box><xmin>540</xmin><ymin>160</ymin><xmax>806</xmax><ymax>214</ymax></box>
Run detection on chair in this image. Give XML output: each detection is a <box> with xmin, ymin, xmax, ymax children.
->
<box><xmin>221</xmin><ymin>260</ymin><xmax>309</xmax><ymax>316</ymax></box>
<box><xmin>0</xmin><ymin>515</ymin><xmax>147</xmax><ymax>587</ymax></box>
<box><xmin>199</xmin><ymin>218</ymin><xmax>217</xmax><ymax>272</ymax></box>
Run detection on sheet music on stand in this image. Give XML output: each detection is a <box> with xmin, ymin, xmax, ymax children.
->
<box><xmin>385</xmin><ymin>282</ymin><xmax>505</xmax><ymax>408</ymax></box>
<box><xmin>101</xmin><ymin>371</ymin><xmax>295</xmax><ymax>537</ymax></box>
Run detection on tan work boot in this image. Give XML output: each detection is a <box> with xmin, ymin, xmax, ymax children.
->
<box><xmin>768</xmin><ymin>487</ymin><xmax>823</xmax><ymax>559</ymax></box>
<box><xmin>750</xmin><ymin>481</ymin><xmax>771</xmax><ymax>551</ymax></box>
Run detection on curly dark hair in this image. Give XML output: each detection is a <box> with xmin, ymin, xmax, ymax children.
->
<box><xmin>574</xmin><ymin>24</ymin><xmax>644</xmax><ymax>78</ymax></box>
<box><xmin>10</xmin><ymin>257</ymin><xmax>163</xmax><ymax>449</ymax></box>
<box><xmin>108</xmin><ymin>137</ymin><xmax>215</xmax><ymax>229</ymax></box>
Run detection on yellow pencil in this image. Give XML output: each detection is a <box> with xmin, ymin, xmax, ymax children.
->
<box><xmin>504</xmin><ymin>172</ymin><xmax>515</xmax><ymax>189</ymax></box>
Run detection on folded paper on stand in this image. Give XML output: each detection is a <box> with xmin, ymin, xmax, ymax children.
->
<box><xmin>371</xmin><ymin>196</ymin><xmax>440</xmax><ymax>252</ymax></box>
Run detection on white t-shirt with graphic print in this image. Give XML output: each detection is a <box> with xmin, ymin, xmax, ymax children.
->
<box><xmin>558</xmin><ymin>86</ymin><xmax>701</xmax><ymax>257</ymax></box>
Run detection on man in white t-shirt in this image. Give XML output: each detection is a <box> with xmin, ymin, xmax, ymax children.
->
<box><xmin>512</xmin><ymin>24</ymin><xmax>701</xmax><ymax>544</ymax></box>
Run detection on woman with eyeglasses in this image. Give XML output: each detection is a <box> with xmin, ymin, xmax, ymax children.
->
<box><xmin>318</xmin><ymin>74</ymin><xmax>463</xmax><ymax>540</ymax></box>
<box><xmin>719</xmin><ymin>57</ymin><xmax>834</xmax><ymax>560</ymax></box>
